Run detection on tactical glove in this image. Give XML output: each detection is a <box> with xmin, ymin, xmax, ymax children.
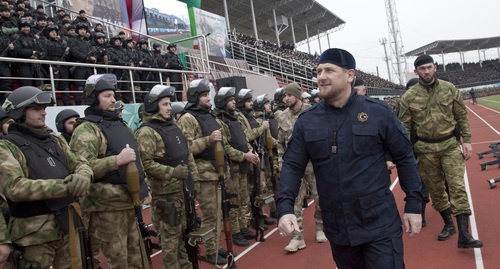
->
<box><xmin>172</xmin><ymin>164</ymin><xmax>189</xmax><ymax>179</ymax></box>
<box><xmin>64</xmin><ymin>174</ymin><xmax>91</xmax><ymax>197</ymax></box>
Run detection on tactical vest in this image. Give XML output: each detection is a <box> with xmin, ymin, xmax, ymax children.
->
<box><xmin>241</xmin><ymin>110</ymin><xmax>260</xmax><ymax>129</ymax></box>
<box><xmin>141</xmin><ymin>121</ymin><xmax>189</xmax><ymax>167</ymax></box>
<box><xmin>84</xmin><ymin>115</ymin><xmax>148</xmax><ymax>199</ymax></box>
<box><xmin>4</xmin><ymin>129</ymin><xmax>75</xmax><ymax>232</ymax></box>
<box><xmin>185</xmin><ymin>109</ymin><xmax>221</xmax><ymax>163</ymax></box>
<box><xmin>218</xmin><ymin>112</ymin><xmax>250</xmax><ymax>173</ymax></box>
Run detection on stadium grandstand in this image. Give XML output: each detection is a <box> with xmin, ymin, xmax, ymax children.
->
<box><xmin>0</xmin><ymin>0</ymin><xmax>499</xmax><ymax>107</ymax></box>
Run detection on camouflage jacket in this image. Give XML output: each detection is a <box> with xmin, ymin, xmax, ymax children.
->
<box><xmin>135</xmin><ymin>112</ymin><xmax>200</xmax><ymax>195</ymax></box>
<box><xmin>177</xmin><ymin>111</ymin><xmax>219</xmax><ymax>180</ymax></box>
<box><xmin>70</xmin><ymin>120</ymin><xmax>137</xmax><ymax>212</ymax></box>
<box><xmin>0</xmin><ymin>210</ymin><xmax>9</xmax><ymax>245</ymax></box>
<box><xmin>0</xmin><ymin>127</ymin><xmax>93</xmax><ymax>245</ymax></box>
<box><xmin>254</xmin><ymin>111</ymin><xmax>278</xmax><ymax>147</ymax></box>
<box><xmin>399</xmin><ymin>78</ymin><xmax>471</xmax><ymax>153</ymax></box>
<box><xmin>235</xmin><ymin>110</ymin><xmax>266</xmax><ymax>145</ymax></box>
<box><xmin>213</xmin><ymin>109</ymin><xmax>249</xmax><ymax>167</ymax></box>
<box><xmin>276</xmin><ymin>103</ymin><xmax>311</xmax><ymax>166</ymax></box>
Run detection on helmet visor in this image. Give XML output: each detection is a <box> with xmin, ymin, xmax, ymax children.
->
<box><xmin>3</xmin><ymin>91</ymin><xmax>53</xmax><ymax>113</ymax></box>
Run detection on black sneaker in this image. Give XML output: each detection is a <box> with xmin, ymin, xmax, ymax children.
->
<box><xmin>264</xmin><ymin>217</ymin><xmax>276</xmax><ymax>225</ymax></box>
<box><xmin>205</xmin><ymin>253</ymin><xmax>227</xmax><ymax>265</ymax></box>
<box><xmin>240</xmin><ymin>228</ymin><xmax>256</xmax><ymax>240</ymax></box>
<box><xmin>232</xmin><ymin>232</ymin><xmax>249</xmax><ymax>247</ymax></box>
<box><xmin>218</xmin><ymin>248</ymin><xmax>238</xmax><ymax>258</ymax></box>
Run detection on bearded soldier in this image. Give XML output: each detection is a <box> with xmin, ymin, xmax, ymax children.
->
<box><xmin>0</xmin><ymin>86</ymin><xmax>92</xmax><ymax>267</ymax></box>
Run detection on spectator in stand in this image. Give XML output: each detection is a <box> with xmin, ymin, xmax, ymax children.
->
<box><xmin>353</xmin><ymin>77</ymin><xmax>367</xmax><ymax>96</ymax></box>
<box><xmin>164</xmin><ymin>43</ymin><xmax>184</xmax><ymax>101</ymax></box>
<box><xmin>12</xmin><ymin>18</ymin><xmax>42</xmax><ymax>87</ymax></box>
<box><xmin>72</xmin><ymin>10</ymin><xmax>92</xmax><ymax>30</ymax></box>
<box><xmin>31</xmin><ymin>15</ymin><xmax>46</xmax><ymax>36</ymax></box>
<box><xmin>53</xmin><ymin>8</ymin><xmax>65</xmax><ymax>25</ymax></box>
<box><xmin>0</xmin><ymin>6</ymin><xmax>16</xmax><ymax>28</ymax></box>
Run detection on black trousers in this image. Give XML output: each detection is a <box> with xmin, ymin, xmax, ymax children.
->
<box><xmin>329</xmin><ymin>230</ymin><xmax>404</xmax><ymax>269</ymax></box>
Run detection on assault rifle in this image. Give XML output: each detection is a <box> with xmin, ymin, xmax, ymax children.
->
<box><xmin>183</xmin><ymin>162</ymin><xmax>215</xmax><ymax>269</ymax></box>
<box><xmin>215</xmin><ymin>141</ymin><xmax>237</xmax><ymax>269</ymax></box>
<box><xmin>125</xmin><ymin>144</ymin><xmax>160</xmax><ymax>268</ymax></box>
<box><xmin>477</xmin><ymin>142</ymin><xmax>500</xmax><ymax>159</ymax></box>
<box><xmin>486</xmin><ymin>177</ymin><xmax>500</xmax><ymax>189</ymax></box>
<box><xmin>251</xmin><ymin>118</ymin><xmax>275</xmax><ymax>242</ymax></box>
<box><xmin>480</xmin><ymin>151</ymin><xmax>500</xmax><ymax>171</ymax></box>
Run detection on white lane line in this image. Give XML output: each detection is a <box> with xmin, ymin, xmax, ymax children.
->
<box><xmin>468</xmin><ymin>106</ymin><xmax>500</xmax><ymax>136</ymax></box>
<box><xmin>464</xmin><ymin>167</ymin><xmax>484</xmax><ymax>269</ymax></box>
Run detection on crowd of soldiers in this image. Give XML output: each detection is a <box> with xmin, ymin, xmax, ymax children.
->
<box><xmin>0</xmin><ymin>66</ymin><xmax>328</xmax><ymax>268</ymax></box>
<box><xmin>0</xmin><ymin>2</ymin><xmax>185</xmax><ymax>107</ymax></box>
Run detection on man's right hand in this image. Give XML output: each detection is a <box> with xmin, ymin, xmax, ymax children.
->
<box><xmin>261</xmin><ymin>120</ymin><xmax>270</xmax><ymax>130</ymax></box>
<box><xmin>64</xmin><ymin>174</ymin><xmax>91</xmax><ymax>197</ymax></box>
<box><xmin>209</xmin><ymin>129</ymin><xmax>222</xmax><ymax>144</ymax></box>
<box><xmin>116</xmin><ymin>147</ymin><xmax>136</xmax><ymax>166</ymax></box>
<box><xmin>243</xmin><ymin>150</ymin><xmax>259</xmax><ymax>165</ymax></box>
<box><xmin>278</xmin><ymin>214</ymin><xmax>301</xmax><ymax>236</ymax></box>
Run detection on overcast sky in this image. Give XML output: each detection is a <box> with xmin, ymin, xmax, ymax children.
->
<box><xmin>298</xmin><ymin>0</ymin><xmax>500</xmax><ymax>83</ymax></box>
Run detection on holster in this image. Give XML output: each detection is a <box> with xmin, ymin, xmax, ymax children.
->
<box><xmin>12</xmin><ymin>248</ymin><xmax>42</xmax><ymax>269</ymax></box>
<box><xmin>155</xmin><ymin>200</ymin><xmax>181</xmax><ymax>226</ymax></box>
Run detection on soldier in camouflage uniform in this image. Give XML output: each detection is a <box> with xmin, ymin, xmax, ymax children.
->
<box><xmin>213</xmin><ymin>87</ymin><xmax>259</xmax><ymax>247</ymax></box>
<box><xmin>135</xmin><ymin>85</ymin><xmax>196</xmax><ymax>268</ymax></box>
<box><xmin>0</xmin><ymin>109</ymin><xmax>14</xmax><ymax>136</ymax></box>
<box><xmin>0</xmin><ymin>210</ymin><xmax>9</xmax><ymax>264</ymax></box>
<box><xmin>399</xmin><ymin>55</ymin><xmax>482</xmax><ymax>248</ymax></box>
<box><xmin>310</xmin><ymin>88</ymin><xmax>321</xmax><ymax>104</ymax></box>
<box><xmin>235</xmin><ymin>89</ymin><xmax>272</xmax><ymax>228</ymax></box>
<box><xmin>277</xmin><ymin>82</ymin><xmax>326</xmax><ymax>253</ymax></box>
<box><xmin>70</xmin><ymin>74</ymin><xmax>150</xmax><ymax>268</ymax></box>
<box><xmin>273</xmin><ymin>87</ymin><xmax>286</xmax><ymax>119</ymax></box>
<box><xmin>253</xmin><ymin>94</ymin><xmax>279</xmax><ymax>219</ymax></box>
<box><xmin>0</xmin><ymin>86</ymin><xmax>92</xmax><ymax>267</ymax></box>
<box><xmin>176</xmin><ymin>78</ymin><xmax>227</xmax><ymax>266</ymax></box>
<box><xmin>55</xmin><ymin>109</ymin><xmax>80</xmax><ymax>143</ymax></box>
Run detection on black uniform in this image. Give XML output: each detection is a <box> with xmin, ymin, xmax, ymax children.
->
<box><xmin>164</xmin><ymin>51</ymin><xmax>184</xmax><ymax>101</ymax></box>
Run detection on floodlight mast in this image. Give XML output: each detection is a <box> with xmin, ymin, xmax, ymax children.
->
<box><xmin>385</xmin><ymin>0</ymin><xmax>408</xmax><ymax>85</ymax></box>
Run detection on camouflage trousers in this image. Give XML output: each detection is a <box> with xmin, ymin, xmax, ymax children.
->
<box><xmin>152</xmin><ymin>192</ymin><xmax>191</xmax><ymax>269</ymax></box>
<box><xmin>417</xmin><ymin>145</ymin><xmax>471</xmax><ymax>215</ymax></box>
<box><xmin>292</xmin><ymin>163</ymin><xmax>323</xmax><ymax>240</ymax></box>
<box><xmin>86</xmin><ymin>209</ymin><xmax>142</xmax><ymax>268</ymax></box>
<box><xmin>245</xmin><ymin>165</ymin><xmax>275</xmax><ymax>225</ymax></box>
<box><xmin>194</xmin><ymin>178</ymin><xmax>222</xmax><ymax>255</ymax></box>
<box><xmin>226</xmin><ymin>169</ymin><xmax>249</xmax><ymax>233</ymax></box>
<box><xmin>4</xmin><ymin>235</ymin><xmax>75</xmax><ymax>269</ymax></box>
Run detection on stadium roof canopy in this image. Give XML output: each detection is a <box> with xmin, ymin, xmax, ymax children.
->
<box><xmin>200</xmin><ymin>0</ymin><xmax>345</xmax><ymax>46</ymax></box>
<box><xmin>405</xmin><ymin>36</ymin><xmax>500</xmax><ymax>57</ymax></box>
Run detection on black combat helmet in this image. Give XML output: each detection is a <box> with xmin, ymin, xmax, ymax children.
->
<box><xmin>236</xmin><ymin>88</ymin><xmax>253</xmax><ymax>109</ymax></box>
<box><xmin>55</xmin><ymin>109</ymin><xmax>79</xmax><ymax>132</ymax></box>
<box><xmin>214</xmin><ymin>87</ymin><xmax>235</xmax><ymax>109</ymax></box>
<box><xmin>253</xmin><ymin>94</ymin><xmax>270</xmax><ymax>111</ymax></box>
<box><xmin>406</xmin><ymin>78</ymin><xmax>419</xmax><ymax>90</ymax></box>
<box><xmin>144</xmin><ymin>85</ymin><xmax>175</xmax><ymax>114</ymax></box>
<box><xmin>170</xmin><ymin>102</ymin><xmax>184</xmax><ymax>118</ymax></box>
<box><xmin>186</xmin><ymin>78</ymin><xmax>210</xmax><ymax>104</ymax></box>
<box><xmin>153</xmin><ymin>42</ymin><xmax>162</xmax><ymax>49</ymax></box>
<box><xmin>274</xmin><ymin>87</ymin><xmax>285</xmax><ymax>105</ymax></box>
<box><xmin>94</xmin><ymin>32</ymin><xmax>106</xmax><ymax>39</ymax></box>
<box><xmin>45</xmin><ymin>25</ymin><xmax>58</xmax><ymax>36</ymax></box>
<box><xmin>167</xmin><ymin>43</ymin><xmax>177</xmax><ymax>50</ymax></box>
<box><xmin>2</xmin><ymin>86</ymin><xmax>54</xmax><ymax>121</ymax></box>
<box><xmin>75</xmin><ymin>22</ymin><xmax>88</xmax><ymax>31</ymax></box>
<box><xmin>84</xmin><ymin>73</ymin><xmax>117</xmax><ymax>106</ymax></box>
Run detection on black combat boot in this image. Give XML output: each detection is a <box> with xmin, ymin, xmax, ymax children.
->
<box><xmin>205</xmin><ymin>253</ymin><xmax>227</xmax><ymax>265</ymax></box>
<box><xmin>232</xmin><ymin>232</ymin><xmax>249</xmax><ymax>247</ymax></box>
<box><xmin>456</xmin><ymin>214</ymin><xmax>483</xmax><ymax>248</ymax></box>
<box><xmin>240</xmin><ymin>228</ymin><xmax>256</xmax><ymax>240</ymax></box>
<box><xmin>421</xmin><ymin>203</ymin><xmax>427</xmax><ymax>228</ymax></box>
<box><xmin>438</xmin><ymin>207</ymin><xmax>456</xmax><ymax>241</ymax></box>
